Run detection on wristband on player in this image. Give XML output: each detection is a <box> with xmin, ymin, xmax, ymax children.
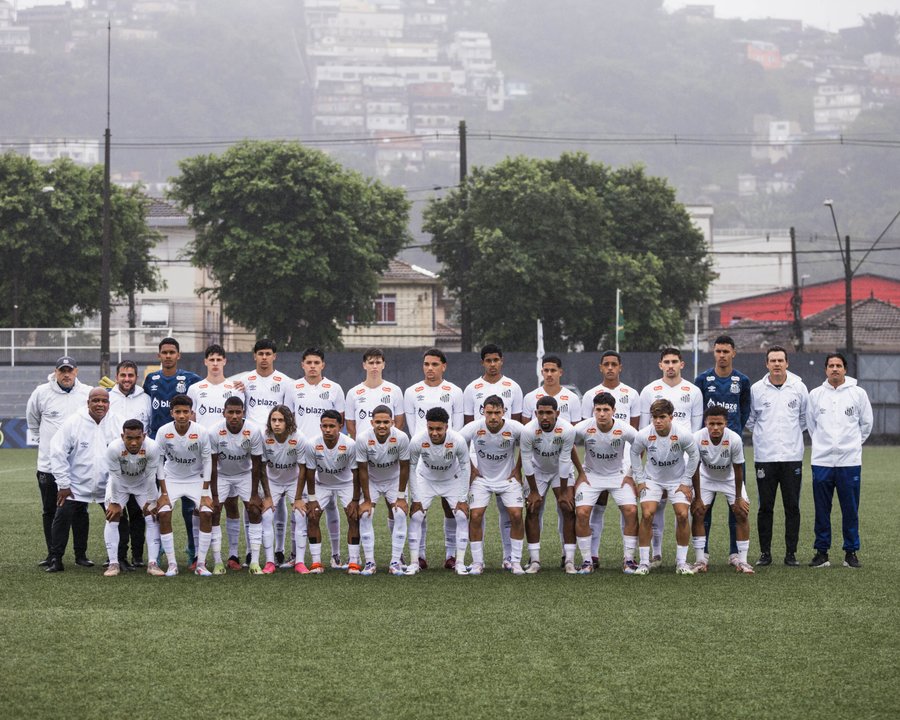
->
<box><xmin>306</xmin><ymin>494</ymin><xmax>318</xmax><ymax>502</ymax></box>
<box><xmin>396</xmin><ymin>491</ymin><xmax>407</xmax><ymax>499</ymax></box>
<box><xmin>201</xmin><ymin>488</ymin><xmax>212</xmax><ymax>498</ymax></box>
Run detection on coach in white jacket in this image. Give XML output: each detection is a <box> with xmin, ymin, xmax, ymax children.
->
<box><xmin>25</xmin><ymin>356</ymin><xmax>92</xmax><ymax>565</ymax></box>
<box><xmin>806</xmin><ymin>353</ymin><xmax>873</xmax><ymax>569</ymax></box>
<box><xmin>45</xmin><ymin>388</ymin><xmax>117</xmax><ymax>573</ymax></box>
<box><xmin>745</xmin><ymin>345</ymin><xmax>809</xmax><ymax>568</ymax></box>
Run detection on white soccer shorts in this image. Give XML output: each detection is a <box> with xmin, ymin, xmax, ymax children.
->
<box><xmin>216</xmin><ymin>473</ymin><xmax>253</xmax><ymax>502</ymax></box>
<box><xmin>700</xmin><ymin>479</ymin><xmax>749</xmax><ymax>507</ymax></box>
<box><xmin>575</xmin><ymin>475</ymin><xmax>636</xmax><ymax>508</ymax></box>
<box><xmin>316</xmin><ymin>482</ymin><xmax>355</xmax><ymax>511</ymax></box>
<box><xmin>469</xmin><ymin>476</ymin><xmax>524</xmax><ymax>509</ymax></box>
<box><xmin>640</xmin><ymin>480</ymin><xmax>690</xmax><ymax>505</ymax></box>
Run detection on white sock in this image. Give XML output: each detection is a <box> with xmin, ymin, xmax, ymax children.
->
<box><xmin>197</xmin><ymin>530</ymin><xmax>211</xmax><ymax>567</ymax></box>
<box><xmin>651</xmin><ymin>500</ymin><xmax>667</xmax><ymax>556</ymax></box>
<box><xmin>577</xmin><ymin>535</ymin><xmax>592</xmax><ymax>563</ymax></box>
<box><xmin>471</xmin><ymin>540</ymin><xmax>484</xmax><ymax>565</ymax></box>
<box><xmin>104</xmin><ymin>520</ymin><xmax>120</xmax><ymax>565</ymax></box>
<box><xmin>390</xmin><ymin>506</ymin><xmax>407</xmax><ymax>564</ymax></box>
<box><xmin>211</xmin><ymin>526</ymin><xmax>223</xmax><ymax>564</ymax></box>
<box><xmin>623</xmin><ymin>535</ymin><xmax>638</xmax><ymax>562</ymax></box>
<box><xmin>510</xmin><ymin>537</ymin><xmax>524</xmax><ymax>565</ymax></box>
<box><xmin>556</xmin><ymin>504</ymin><xmax>566</xmax><ymax>553</ymax></box>
<box><xmin>419</xmin><ymin>515</ymin><xmax>428</xmax><ymax>560</ymax></box>
<box><xmin>497</xmin><ymin>499</ymin><xmax>512</xmax><ymax>559</ymax></box>
<box><xmin>639</xmin><ymin>546</ymin><xmax>650</xmax><ymax>565</ymax></box>
<box><xmin>444</xmin><ymin>516</ymin><xmax>457</xmax><ymax>559</ymax></box>
<box><xmin>145</xmin><ymin>515</ymin><xmax>160</xmax><ymax>563</ymax></box>
<box><xmin>454</xmin><ymin>509</ymin><xmax>468</xmax><ymax>562</ymax></box>
<box><xmin>737</xmin><ymin>539</ymin><xmax>750</xmax><ymax>564</ymax></box>
<box><xmin>360</xmin><ymin>512</ymin><xmax>375</xmax><ymax>563</ymax></box>
<box><xmin>248</xmin><ymin>522</ymin><xmax>262</xmax><ymax>565</ymax></box>
<box><xmin>292</xmin><ymin>509</ymin><xmax>308</xmax><ymax>564</ymax></box>
<box><xmin>676</xmin><ymin>544</ymin><xmax>689</xmax><ymax>565</ymax></box>
<box><xmin>528</xmin><ymin>542</ymin><xmax>541</xmax><ymax>564</ymax></box>
<box><xmin>388</xmin><ymin>513</ymin><xmax>395</xmax><ymax>535</ymax></box>
<box><xmin>348</xmin><ymin>543</ymin><xmax>361</xmax><ymax>565</ymax></box>
<box><xmin>310</xmin><ymin>542</ymin><xmax>322</xmax><ymax>565</ymax></box>
<box><xmin>563</xmin><ymin>543</ymin><xmax>576</xmax><ymax>564</ymax></box>
<box><xmin>262</xmin><ymin>509</ymin><xmax>275</xmax><ymax>563</ymax></box>
<box><xmin>226</xmin><ymin>517</ymin><xmax>240</xmax><ymax>558</ymax></box>
<box><xmin>408</xmin><ymin>510</ymin><xmax>425</xmax><ymax>561</ymax></box>
<box><xmin>590</xmin><ymin>504</ymin><xmax>606</xmax><ymax>557</ymax></box>
<box><xmin>242</xmin><ymin>508</ymin><xmax>250</xmax><ymax>556</ymax></box>
<box><xmin>326</xmin><ymin>502</ymin><xmax>341</xmax><ymax>557</ymax></box>
<box><xmin>160</xmin><ymin>531</ymin><xmax>177</xmax><ymax>567</ymax></box>
<box><xmin>274</xmin><ymin>499</ymin><xmax>286</xmax><ymax>554</ymax></box>
<box><xmin>692</xmin><ymin>535</ymin><xmax>707</xmax><ymax>564</ymax></box>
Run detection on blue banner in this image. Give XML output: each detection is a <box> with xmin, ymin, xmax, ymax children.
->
<box><xmin>0</xmin><ymin>418</ymin><xmax>31</xmax><ymax>449</ymax></box>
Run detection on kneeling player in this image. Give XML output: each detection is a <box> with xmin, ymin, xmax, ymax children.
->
<box><xmin>103</xmin><ymin>419</ymin><xmax>162</xmax><ymax>577</ymax></box>
<box><xmin>573</xmin><ymin>392</ymin><xmax>639</xmax><ymax>574</ymax></box>
<box><xmin>690</xmin><ymin>406</ymin><xmax>754</xmax><ymax>573</ymax></box>
<box><xmin>630</xmin><ymin>399</ymin><xmax>700</xmax><ymax>575</ymax></box>
<box><xmin>460</xmin><ymin>395</ymin><xmax>526</xmax><ymax>575</ymax></box>
<box><xmin>355</xmin><ymin>405</ymin><xmax>411</xmax><ymax>576</ymax></box>
<box><xmin>155</xmin><ymin>395</ymin><xmax>214</xmax><ymax>576</ymax></box>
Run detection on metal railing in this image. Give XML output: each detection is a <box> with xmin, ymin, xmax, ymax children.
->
<box><xmin>0</xmin><ymin>327</ymin><xmax>172</xmax><ymax>366</ymax></box>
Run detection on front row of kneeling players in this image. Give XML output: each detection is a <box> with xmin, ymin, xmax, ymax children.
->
<box><xmin>102</xmin><ymin>388</ymin><xmax>752</xmax><ymax>577</ymax></box>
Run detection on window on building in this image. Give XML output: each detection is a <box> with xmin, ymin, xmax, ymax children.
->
<box><xmin>375</xmin><ymin>293</ymin><xmax>397</xmax><ymax>324</ymax></box>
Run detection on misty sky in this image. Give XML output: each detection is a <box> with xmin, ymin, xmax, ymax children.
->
<box><xmin>664</xmin><ymin>0</ymin><xmax>900</xmax><ymax>31</ymax></box>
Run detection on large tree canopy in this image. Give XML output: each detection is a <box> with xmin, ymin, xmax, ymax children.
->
<box><xmin>0</xmin><ymin>152</ymin><xmax>162</xmax><ymax>327</ymax></box>
<box><xmin>423</xmin><ymin>153</ymin><xmax>713</xmax><ymax>351</ymax></box>
<box><xmin>169</xmin><ymin>140</ymin><xmax>410</xmax><ymax>349</ymax></box>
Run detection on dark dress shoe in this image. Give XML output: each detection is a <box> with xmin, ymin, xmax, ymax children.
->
<box><xmin>119</xmin><ymin>558</ymin><xmax>136</xmax><ymax>572</ymax></box>
<box><xmin>38</xmin><ymin>556</ymin><xmax>51</xmax><ymax>567</ymax></box>
<box><xmin>784</xmin><ymin>553</ymin><xmax>800</xmax><ymax>567</ymax></box>
<box><xmin>756</xmin><ymin>552</ymin><xmax>772</xmax><ymax>566</ymax></box>
<box><xmin>131</xmin><ymin>557</ymin><xmax>145</xmax><ymax>568</ymax></box>
<box><xmin>74</xmin><ymin>556</ymin><xmax>95</xmax><ymax>568</ymax></box>
<box><xmin>46</xmin><ymin>558</ymin><xmax>64</xmax><ymax>573</ymax></box>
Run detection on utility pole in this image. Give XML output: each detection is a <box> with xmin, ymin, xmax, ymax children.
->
<box><xmin>789</xmin><ymin>226</ymin><xmax>804</xmax><ymax>351</ymax></box>
<box><xmin>458</xmin><ymin>119</ymin><xmax>472</xmax><ymax>352</ymax></box>
<box><xmin>100</xmin><ymin>18</ymin><xmax>112</xmax><ymax>378</ymax></box>
<box><xmin>843</xmin><ymin>234</ymin><xmax>854</xmax><ymax>372</ymax></box>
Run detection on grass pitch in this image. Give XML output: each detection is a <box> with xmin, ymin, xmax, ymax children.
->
<box><xmin>1</xmin><ymin>447</ymin><xmax>898</xmax><ymax>719</ymax></box>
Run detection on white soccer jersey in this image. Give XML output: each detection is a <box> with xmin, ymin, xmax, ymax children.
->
<box><xmin>581</xmin><ymin>382</ymin><xmax>640</xmax><ymax>424</ymax></box>
<box><xmin>575</xmin><ymin>418</ymin><xmax>636</xmax><ymax>480</ymax></box>
<box><xmin>306</xmin><ymin>432</ymin><xmax>356</xmax><ymax>487</ymax></box>
<box><xmin>157</xmin><ymin>420</ymin><xmax>212</xmax><ymax>484</ymax></box>
<box><xmin>629</xmin><ymin>423</ymin><xmax>700</xmax><ymax>486</ymax></box>
<box><xmin>463</xmin><ymin>376</ymin><xmax>524</xmax><ymax>419</ymax></box>
<box><xmin>355</xmin><ymin>426</ymin><xmax>411</xmax><ymax>484</ymax></box>
<box><xmin>409</xmin><ymin>429</ymin><xmax>471</xmax><ymax>484</ymax></box>
<box><xmin>695</xmin><ymin>427</ymin><xmax>744</xmax><ymax>484</ymax></box>
<box><xmin>262</xmin><ymin>431</ymin><xmax>308</xmax><ymax>486</ymax></box>
<box><xmin>639</xmin><ymin>379</ymin><xmax>704</xmax><ymax>431</ymax></box>
<box><xmin>522</xmin><ymin>387</ymin><xmax>582</xmax><ymax>424</ymax></box>
<box><xmin>404</xmin><ymin>381</ymin><xmax>465</xmax><ymax>435</ymax></box>
<box><xmin>345</xmin><ymin>381</ymin><xmax>404</xmax><ymax>437</ymax></box>
<box><xmin>520</xmin><ymin>418</ymin><xmax>576</xmax><ymax>480</ymax></box>
<box><xmin>187</xmin><ymin>380</ymin><xmax>238</xmax><ymax>428</ymax></box>
<box><xmin>233</xmin><ymin>370</ymin><xmax>292</xmax><ymax>426</ymax></box>
<box><xmin>210</xmin><ymin>419</ymin><xmax>265</xmax><ymax>478</ymax></box>
<box><xmin>105</xmin><ymin>437</ymin><xmax>161</xmax><ymax>494</ymax></box>
<box><xmin>286</xmin><ymin>377</ymin><xmax>345</xmax><ymax>438</ymax></box>
<box><xmin>460</xmin><ymin>418</ymin><xmax>524</xmax><ymax>481</ymax></box>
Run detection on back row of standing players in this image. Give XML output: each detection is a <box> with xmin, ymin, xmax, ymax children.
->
<box><xmin>92</xmin><ymin>334</ymin><xmax>770</xmax><ymax>576</ymax></box>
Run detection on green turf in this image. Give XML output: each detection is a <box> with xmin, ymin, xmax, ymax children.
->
<box><xmin>1</xmin><ymin>447</ymin><xmax>898</xmax><ymax>719</ymax></box>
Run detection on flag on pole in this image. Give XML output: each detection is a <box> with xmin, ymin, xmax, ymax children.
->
<box><xmin>615</xmin><ymin>288</ymin><xmax>624</xmax><ymax>352</ymax></box>
<box><xmin>536</xmin><ymin>318</ymin><xmax>545</xmax><ymax>385</ymax></box>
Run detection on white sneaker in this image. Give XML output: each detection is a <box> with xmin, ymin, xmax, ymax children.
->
<box><xmin>564</xmin><ymin>560</ymin><xmax>577</xmax><ymax>575</ymax></box>
<box><xmin>728</xmin><ymin>553</ymin><xmax>740</xmax><ymax>567</ymax></box>
<box><xmin>146</xmin><ymin>562</ymin><xmax>165</xmax><ymax>577</ymax></box>
<box><xmin>510</xmin><ymin>563</ymin><xmax>526</xmax><ymax>575</ymax></box>
<box><xmin>675</xmin><ymin>562</ymin><xmax>695</xmax><ymax>575</ymax></box>
<box><xmin>404</xmin><ymin>562</ymin><xmax>421</xmax><ymax>576</ymax></box>
<box><xmin>331</xmin><ymin>554</ymin><xmax>347</xmax><ymax>570</ymax></box>
<box><xmin>455</xmin><ymin>563</ymin><xmax>469</xmax><ymax>576</ymax></box>
<box><xmin>501</xmin><ymin>557</ymin><xmax>513</xmax><ymax>571</ymax></box>
<box><xmin>389</xmin><ymin>561</ymin><xmax>405</xmax><ymax>576</ymax></box>
<box><xmin>194</xmin><ymin>564</ymin><xmax>212</xmax><ymax>577</ymax></box>
<box><xmin>469</xmin><ymin>562</ymin><xmax>484</xmax><ymax>576</ymax></box>
<box><xmin>735</xmin><ymin>561</ymin><xmax>756</xmax><ymax>574</ymax></box>
<box><xmin>691</xmin><ymin>561</ymin><xmax>709</xmax><ymax>574</ymax></box>
<box><xmin>164</xmin><ymin>564</ymin><xmax>178</xmax><ymax>577</ymax></box>
<box><xmin>360</xmin><ymin>562</ymin><xmax>377</xmax><ymax>576</ymax></box>
<box><xmin>650</xmin><ymin>555</ymin><xmax>663</xmax><ymax>569</ymax></box>
<box><xmin>633</xmin><ymin>563</ymin><xmax>650</xmax><ymax>575</ymax></box>
<box><xmin>576</xmin><ymin>560</ymin><xmax>594</xmax><ymax>575</ymax></box>
<box><xmin>524</xmin><ymin>561</ymin><xmax>541</xmax><ymax>574</ymax></box>
<box><xmin>103</xmin><ymin>563</ymin><xmax>120</xmax><ymax>577</ymax></box>
<box><xmin>279</xmin><ymin>554</ymin><xmax>296</xmax><ymax>570</ymax></box>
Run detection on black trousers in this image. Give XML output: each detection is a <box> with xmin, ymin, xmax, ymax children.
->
<box><xmin>755</xmin><ymin>460</ymin><xmax>802</xmax><ymax>555</ymax></box>
<box><xmin>38</xmin><ymin>472</ymin><xmax>88</xmax><ymax>558</ymax></box>
<box><xmin>49</xmin><ymin>497</ymin><xmax>90</xmax><ymax>561</ymax></box>
<box><xmin>120</xmin><ymin>495</ymin><xmax>145</xmax><ymax>562</ymax></box>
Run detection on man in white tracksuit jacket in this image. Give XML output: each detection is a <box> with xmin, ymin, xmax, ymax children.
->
<box><xmin>806</xmin><ymin>353</ymin><xmax>873</xmax><ymax>569</ymax></box>
<box><xmin>45</xmin><ymin>388</ymin><xmax>117</xmax><ymax>572</ymax></box>
<box><xmin>25</xmin><ymin>356</ymin><xmax>92</xmax><ymax>565</ymax></box>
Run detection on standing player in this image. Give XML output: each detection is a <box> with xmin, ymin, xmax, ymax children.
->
<box><xmin>101</xmin><ymin>420</ymin><xmax>162</xmax><ymax>577</ymax></box>
<box><xmin>355</xmin><ymin>405</ymin><xmax>411</xmax><ymax>576</ymax></box>
<box><xmin>345</xmin><ymin>347</ymin><xmax>405</xmax><ymax>438</ymax></box>
<box><xmin>302</xmin><ymin>410</ymin><xmax>361</xmax><ymax>574</ymax></box>
<box><xmin>143</xmin><ymin>337</ymin><xmax>202</xmax><ymax>565</ymax></box>
<box><xmin>404</xmin><ymin>348</ymin><xmax>464</xmax><ymax>570</ymax></box>
<box><xmin>573</xmin><ymin>392</ymin><xmax>639</xmax><ymax>574</ymax></box>
<box><xmin>630</xmin><ymin>399</ymin><xmax>700</xmax><ymax>575</ymax></box>
<box><xmin>460</xmin><ymin>396</ymin><xmax>527</xmax><ymax>575</ymax></box>
<box><xmin>520</xmin><ymin>396</ymin><xmax>577</xmax><ymax>574</ymax></box>
<box><xmin>405</xmin><ymin>407</ymin><xmax>471</xmax><ymax>576</ymax></box>
<box><xmin>580</xmin><ymin>351</ymin><xmax>641</xmax><ymax>568</ymax></box>
<box><xmin>807</xmin><ymin>353</ymin><xmax>872</xmax><ymax>569</ymax></box>
<box><xmin>689</xmin><ymin>406</ymin><xmax>755</xmax><ymax>574</ymax></box>
<box><xmin>639</xmin><ymin>347</ymin><xmax>703</xmax><ymax>567</ymax></box>
<box><xmin>693</xmin><ymin>335</ymin><xmax>751</xmax><ymax>566</ymax></box>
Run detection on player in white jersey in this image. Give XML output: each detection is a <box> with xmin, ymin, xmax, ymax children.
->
<box><xmin>629</xmin><ymin>399</ymin><xmax>701</xmax><ymax>575</ymax></box>
<box><xmin>210</xmin><ymin>396</ymin><xmax>266</xmax><ymax>574</ymax></box>
<box><xmin>355</xmin><ymin>405</ymin><xmax>411</xmax><ymax>576</ymax></box>
<box><xmin>154</xmin><ymin>395</ymin><xmax>214</xmax><ymax>577</ymax></box>
<box><xmin>690</xmin><ymin>406</ymin><xmax>754</xmax><ymax>574</ymax></box>
<box><xmin>187</xmin><ymin>344</ymin><xmax>237</xmax><ymax>429</ymax></box>
<box><xmin>460</xmin><ymin>395</ymin><xmax>526</xmax><ymax>575</ymax></box>
<box><xmin>638</xmin><ymin>347</ymin><xmax>704</xmax><ymax>568</ymax></box>
<box><xmin>260</xmin><ymin>405</ymin><xmax>309</xmax><ymax>574</ymax></box>
<box><xmin>520</xmin><ymin>396</ymin><xmax>578</xmax><ymax>574</ymax></box>
<box><xmin>573</xmin><ymin>391</ymin><xmax>639</xmax><ymax>574</ymax></box>
<box><xmin>405</xmin><ymin>407</ymin><xmax>471</xmax><ymax>576</ymax></box>
<box><xmin>579</xmin><ymin>351</ymin><xmax>641</xmax><ymax>569</ymax></box>
<box><xmin>285</xmin><ymin>347</ymin><xmax>345</xmax><ymax>569</ymax></box>
<box><xmin>345</xmin><ymin>347</ymin><xmax>405</xmax><ymax>438</ymax></box>
<box><xmin>404</xmin><ymin>348</ymin><xmax>464</xmax><ymax>570</ymax></box>
<box><xmin>303</xmin><ymin>410</ymin><xmax>361</xmax><ymax>573</ymax></box>
<box><xmin>101</xmin><ymin>419</ymin><xmax>162</xmax><ymax>577</ymax></box>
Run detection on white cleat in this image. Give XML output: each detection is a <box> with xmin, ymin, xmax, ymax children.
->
<box><xmin>146</xmin><ymin>562</ymin><xmax>165</xmax><ymax>577</ymax></box>
<box><xmin>524</xmin><ymin>561</ymin><xmax>541</xmax><ymax>575</ymax></box>
<box><xmin>279</xmin><ymin>554</ymin><xmax>296</xmax><ymax>570</ymax></box>
<box><xmin>360</xmin><ymin>562</ymin><xmax>377</xmax><ymax>576</ymax></box>
<box><xmin>103</xmin><ymin>563</ymin><xmax>120</xmax><ymax>577</ymax></box>
<box><xmin>468</xmin><ymin>562</ymin><xmax>484</xmax><ymax>576</ymax></box>
<box><xmin>735</xmin><ymin>561</ymin><xmax>756</xmax><ymax>574</ymax></box>
<box><xmin>650</xmin><ymin>555</ymin><xmax>663</xmax><ymax>569</ymax></box>
<box><xmin>728</xmin><ymin>553</ymin><xmax>740</xmax><ymax>567</ymax></box>
<box><xmin>633</xmin><ymin>563</ymin><xmax>650</xmax><ymax>575</ymax></box>
<box><xmin>564</xmin><ymin>560</ymin><xmax>577</xmax><ymax>575</ymax></box>
<box><xmin>501</xmin><ymin>557</ymin><xmax>513</xmax><ymax>571</ymax></box>
<box><xmin>164</xmin><ymin>564</ymin><xmax>179</xmax><ymax>577</ymax></box>
<box><xmin>455</xmin><ymin>563</ymin><xmax>469</xmax><ymax>576</ymax></box>
<box><xmin>389</xmin><ymin>561</ymin><xmax>405</xmax><ymax>576</ymax></box>
<box><xmin>510</xmin><ymin>563</ymin><xmax>526</xmax><ymax>575</ymax></box>
<box><xmin>404</xmin><ymin>562</ymin><xmax>421</xmax><ymax>576</ymax></box>
<box><xmin>331</xmin><ymin>554</ymin><xmax>348</xmax><ymax>570</ymax></box>
<box><xmin>675</xmin><ymin>562</ymin><xmax>695</xmax><ymax>575</ymax></box>
<box><xmin>194</xmin><ymin>564</ymin><xmax>212</xmax><ymax>577</ymax></box>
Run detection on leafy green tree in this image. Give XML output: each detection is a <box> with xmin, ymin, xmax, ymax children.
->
<box><xmin>169</xmin><ymin>140</ymin><xmax>410</xmax><ymax>349</ymax></box>
<box><xmin>0</xmin><ymin>152</ymin><xmax>162</xmax><ymax>327</ymax></box>
<box><xmin>423</xmin><ymin>153</ymin><xmax>713</xmax><ymax>351</ymax></box>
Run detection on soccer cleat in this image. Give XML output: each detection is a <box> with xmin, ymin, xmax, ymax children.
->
<box><xmin>146</xmin><ymin>562</ymin><xmax>165</xmax><ymax>577</ymax></box>
<box><xmin>564</xmin><ymin>560</ymin><xmax>577</xmax><ymax>575</ymax></box>
<box><xmin>843</xmin><ymin>552</ymin><xmax>861</xmax><ymax>568</ymax></box>
<box><xmin>248</xmin><ymin>562</ymin><xmax>263</xmax><ymax>575</ymax></box>
<box><xmin>809</xmin><ymin>551</ymin><xmax>830</xmax><ymax>568</ymax></box>
<box><xmin>675</xmin><ymin>562</ymin><xmax>695</xmax><ymax>575</ymax></box>
<box><xmin>244</xmin><ymin>552</ymin><xmax>251</xmax><ymax>568</ymax></box>
<box><xmin>347</xmin><ymin>562</ymin><xmax>362</xmax><ymax>575</ymax></box>
<box><xmin>227</xmin><ymin>556</ymin><xmax>242</xmax><ymax>571</ymax></box>
<box><xmin>633</xmin><ymin>563</ymin><xmax>650</xmax><ymax>575</ymax></box>
<box><xmin>212</xmin><ymin>562</ymin><xmax>226</xmax><ymax>575</ymax></box>
<box><xmin>510</xmin><ymin>563</ymin><xmax>526</xmax><ymax>575</ymax></box>
<box><xmin>592</xmin><ymin>556</ymin><xmax>600</xmax><ymax>570</ymax></box>
<box><xmin>279</xmin><ymin>554</ymin><xmax>296</xmax><ymax>570</ymax></box>
<box><xmin>728</xmin><ymin>553</ymin><xmax>740</xmax><ymax>567</ymax></box>
<box><xmin>735</xmin><ymin>561</ymin><xmax>755</xmax><ymax>574</ymax></box>
<box><xmin>294</xmin><ymin>562</ymin><xmax>310</xmax><ymax>575</ymax></box>
<box><xmin>650</xmin><ymin>555</ymin><xmax>663</xmax><ymax>569</ymax></box>
<box><xmin>455</xmin><ymin>562</ymin><xmax>469</xmax><ymax>576</ymax></box>
<box><xmin>418</xmin><ymin>557</ymin><xmax>428</xmax><ymax>570</ymax></box>
<box><xmin>103</xmin><ymin>563</ymin><xmax>120</xmax><ymax>577</ymax></box>
<box><xmin>331</xmin><ymin>554</ymin><xmax>348</xmax><ymax>570</ymax></box>
<box><xmin>756</xmin><ymin>552</ymin><xmax>772</xmax><ymax>567</ymax></box>
<box><xmin>164</xmin><ymin>564</ymin><xmax>178</xmax><ymax>577</ymax></box>
<box><xmin>622</xmin><ymin>559</ymin><xmax>639</xmax><ymax>575</ymax></box>
<box><xmin>524</xmin><ymin>561</ymin><xmax>541</xmax><ymax>575</ymax></box>
<box><xmin>262</xmin><ymin>562</ymin><xmax>277</xmax><ymax>575</ymax></box>
<box><xmin>131</xmin><ymin>556</ymin><xmax>145</xmax><ymax>568</ymax></box>
<box><xmin>691</xmin><ymin>561</ymin><xmax>709</xmax><ymax>574</ymax></box>
<box><xmin>74</xmin><ymin>556</ymin><xmax>95</xmax><ymax>568</ymax></box>
<box><xmin>404</xmin><ymin>562</ymin><xmax>421</xmax><ymax>576</ymax></box>
<box><xmin>468</xmin><ymin>562</ymin><xmax>484</xmax><ymax>576</ymax></box>
<box><xmin>308</xmin><ymin>562</ymin><xmax>325</xmax><ymax>574</ymax></box>
<box><xmin>389</xmin><ymin>561</ymin><xmax>405</xmax><ymax>576</ymax></box>
<box><xmin>194</xmin><ymin>564</ymin><xmax>213</xmax><ymax>577</ymax></box>
<box><xmin>444</xmin><ymin>556</ymin><xmax>457</xmax><ymax>571</ymax></box>
<box><xmin>275</xmin><ymin>551</ymin><xmax>285</xmax><ymax>566</ymax></box>
<box><xmin>784</xmin><ymin>553</ymin><xmax>800</xmax><ymax>567</ymax></box>
<box><xmin>576</xmin><ymin>560</ymin><xmax>594</xmax><ymax>575</ymax></box>
<box><xmin>360</xmin><ymin>562</ymin><xmax>377</xmax><ymax>576</ymax></box>
<box><xmin>502</xmin><ymin>557</ymin><xmax>513</xmax><ymax>571</ymax></box>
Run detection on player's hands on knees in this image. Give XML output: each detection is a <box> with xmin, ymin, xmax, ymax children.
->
<box><xmin>574</xmin><ymin>472</ymin><xmax>587</xmax><ymax>490</ymax></box>
<box><xmin>676</xmin><ymin>484</ymin><xmax>693</xmax><ymax>503</ymax></box>
<box><xmin>393</xmin><ymin>498</ymin><xmax>409</xmax><ymax>515</ymax></box>
<box><xmin>559</xmin><ymin>486</ymin><xmax>575</xmax><ymax>512</ymax></box>
<box><xmin>261</xmin><ymin>495</ymin><xmax>274</xmax><ymax>513</ymax></box>
<box><xmin>307</xmin><ymin>500</ymin><xmax>322</xmax><ymax>522</ymax></box>
<box><xmin>526</xmin><ymin>491</ymin><xmax>543</xmax><ymax>513</ymax></box>
<box><xmin>690</xmin><ymin>496</ymin><xmax>705</xmax><ymax>517</ymax></box>
<box><xmin>622</xmin><ymin>476</ymin><xmax>637</xmax><ymax>495</ymax></box>
<box><xmin>346</xmin><ymin>500</ymin><xmax>360</xmax><ymax>520</ymax></box>
<box><xmin>358</xmin><ymin>500</ymin><xmax>373</xmax><ymax>518</ymax></box>
<box><xmin>732</xmin><ymin>497</ymin><xmax>749</xmax><ymax>519</ymax></box>
<box><xmin>247</xmin><ymin>494</ymin><xmax>263</xmax><ymax>513</ymax></box>
<box><xmin>200</xmin><ymin>495</ymin><xmax>214</xmax><ymax>513</ymax></box>
<box><xmin>455</xmin><ymin>501</ymin><xmax>469</xmax><ymax>516</ymax></box>
<box><xmin>157</xmin><ymin>493</ymin><xmax>170</xmax><ymax>512</ymax></box>
<box><xmin>105</xmin><ymin>503</ymin><xmax>121</xmax><ymax>521</ymax></box>
<box><xmin>292</xmin><ymin>499</ymin><xmax>307</xmax><ymax>516</ymax></box>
